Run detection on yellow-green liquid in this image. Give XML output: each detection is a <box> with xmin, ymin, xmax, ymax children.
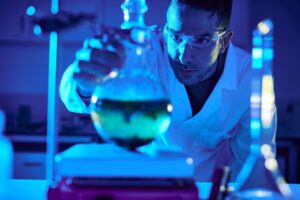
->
<box><xmin>91</xmin><ymin>99</ymin><xmax>171</xmax><ymax>149</ymax></box>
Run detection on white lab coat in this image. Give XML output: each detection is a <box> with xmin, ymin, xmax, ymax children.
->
<box><xmin>150</xmin><ymin>38</ymin><xmax>276</xmax><ymax>181</ymax></box>
<box><xmin>60</xmin><ymin>33</ymin><xmax>277</xmax><ymax>181</ymax></box>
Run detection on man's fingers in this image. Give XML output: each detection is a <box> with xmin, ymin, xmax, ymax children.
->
<box><xmin>73</xmin><ymin>72</ymin><xmax>99</xmax><ymax>91</ymax></box>
<box><xmin>97</xmin><ymin>26</ymin><xmax>131</xmax><ymax>42</ymax></box>
<box><xmin>77</xmin><ymin>60</ymin><xmax>112</xmax><ymax>76</ymax></box>
<box><xmin>86</xmin><ymin>37</ymin><xmax>126</xmax><ymax>56</ymax></box>
<box><xmin>75</xmin><ymin>47</ymin><xmax>124</xmax><ymax>68</ymax></box>
<box><xmin>90</xmin><ymin>48</ymin><xmax>125</xmax><ymax>68</ymax></box>
<box><xmin>76</xmin><ymin>48</ymin><xmax>91</xmax><ymax>61</ymax></box>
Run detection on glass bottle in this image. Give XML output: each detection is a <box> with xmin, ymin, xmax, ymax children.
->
<box><xmin>228</xmin><ymin>19</ymin><xmax>293</xmax><ymax>200</ymax></box>
<box><xmin>0</xmin><ymin>110</ymin><xmax>13</xmax><ymax>199</ymax></box>
<box><xmin>89</xmin><ymin>0</ymin><xmax>172</xmax><ymax>150</ymax></box>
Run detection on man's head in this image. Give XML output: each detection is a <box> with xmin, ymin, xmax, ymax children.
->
<box><xmin>166</xmin><ymin>0</ymin><xmax>233</xmax><ymax>85</ymax></box>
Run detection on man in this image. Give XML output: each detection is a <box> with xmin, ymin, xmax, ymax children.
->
<box><xmin>60</xmin><ymin>0</ymin><xmax>276</xmax><ymax>181</ymax></box>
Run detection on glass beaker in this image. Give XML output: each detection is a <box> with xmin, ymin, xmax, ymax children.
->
<box><xmin>89</xmin><ymin>0</ymin><xmax>172</xmax><ymax>150</ymax></box>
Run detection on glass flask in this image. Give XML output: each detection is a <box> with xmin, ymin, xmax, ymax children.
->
<box><xmin>228</xmin><ymin>20</ymin><xmax>293</xmax><ymax>200</ymax></box>
<box><xmin>89</xmin><ymin>0</ymin><xmax>172</xmax><ymax>150</ymax></box>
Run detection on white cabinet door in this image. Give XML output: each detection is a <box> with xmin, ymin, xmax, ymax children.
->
<box><xmin>13</xmin><ymin>152</ymin><xmax>46</xmax><ymax>179</ymax></box>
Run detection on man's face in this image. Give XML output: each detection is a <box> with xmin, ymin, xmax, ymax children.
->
<box><xmin>166</xmin><ymin>3</ymin><xmax>225</xmax><ymax>85</ymax></box>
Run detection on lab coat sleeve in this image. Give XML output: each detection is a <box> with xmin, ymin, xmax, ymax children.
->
<box><xmin>59</xmin><ymin>62</ymin><xmax>89</xmax><ymax>114</ymax></box>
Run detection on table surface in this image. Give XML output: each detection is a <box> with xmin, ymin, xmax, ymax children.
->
<box><xmin>5</xmin><ymin>179</ymin><xmax>300</xmax><ymax>200</ymax></box>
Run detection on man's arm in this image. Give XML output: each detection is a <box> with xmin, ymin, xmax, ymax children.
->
<box><xmin>59</xmin><ymin>62</ymin><xmax>89</xmax><ymax>114</ymax></box>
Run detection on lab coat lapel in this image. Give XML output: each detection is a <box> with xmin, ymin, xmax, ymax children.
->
<box><xmin>219</xmin><ymin>43</ymin><xmax>238</xmax><ymax>117</ymax></box>
<box><xmin>167</xmin><ymin>65</ymin><xmax>192</xmax><ymax>122</ymax></box>
<box><xmin>162</xmin><ymin>43</ymin><xmax>239</xmax><ymax>150</ymax></box>
<box><xmin>163</xmin><ymin>43</ymin><xmax>238</xmax><ymax>125</ymax></box>
<box><xmin>196</xmin><ymin>43</ymin><xmax>238</xmax><ymax>122</ymax></box>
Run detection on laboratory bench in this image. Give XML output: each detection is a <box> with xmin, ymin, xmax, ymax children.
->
<box><xmin>5</xmin><ymin>132</ymin><xmax>102</xmax><ymax>179</ymax></box>
<box><xmin>4</xmin><ymin>118</ymin><xmax>300</xmax><ymax>182</ymax></box>
<box><xmin>7</xmin><ymin>132</ymin><xmax>300</xmax><ymax>182</ymax></box>
<box><xmin>6</xmin><ymin>179</ymin><xmax>300</xmax><ymax>200</ymax></box>
<box><xmin>5</xmin><ymin>130</ymin><xmax>300</xmax><ymax>182</ymax></box>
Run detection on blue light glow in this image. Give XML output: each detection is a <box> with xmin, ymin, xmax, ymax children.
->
<box><xmin>91</xmin><ymin>95</ymin><xmax>98</xmax><ymax>104</ymax></box>
<box><xmin>75</xmin><ymin>49</ymin><xmax>91</xmax><ymax>61</ymax></box>
<box><xmin>26</xmin><ymin>6</ymin><xmax>36</xmax><ymax>16</ymax></box>
<box><xmin>252</xmin><ymin>48</ymin><xmax>263</xmax><ymax>69</ymax></box>
<box><xmin>253</xmin><ymin>37</ymin><xmax>262</xmax><ymax>46</ymax></box>
<box><xmin>51</xmin><ymin>0</ymin><xmax>59</xmax><ymax>14</ymax></box>
<box><xmin>124</xmin><ymin>10</ymin><xmax>129</xmax><ymax>21</ymax></box>
<box><xmin>253</xmin><ymin>48</ymin><xmax>263</xmax><ymax>59</ymax></box>
<box><xmin>33</xmin><ymin>25</ymin><xmax>42</xmax><ymax>35</ymax></box>
<box><xmin>258</xmin><ymin>19</ymin><xmax>273</xmax><ymax>35</ymax></box>
<box><xmin>251</xmin><ymin>119</ymin><xmax>261</xmax><ymax>130</ymax></box>
<box><xmin>88</xmin><ymin>38</ymin><xmax>101</xmax><ymax>48</ymax></box>
<box><xmin>251</xmin><ymin>119</ymin><xmax>261</xmax><ymax>139</ymax></box>
<box><xmin>263</xmin><ymin>48</ymin><xmax>273</xmax><ymax>60</ymax></box>
<box><xmin>252</xmin><ymin>59</ymin><xmax>262</xmax><ymax>69</ymax></box>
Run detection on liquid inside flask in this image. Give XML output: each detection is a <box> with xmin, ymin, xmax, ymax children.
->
<box><xmin>89</xmin><ymin>0</ymin><xmax>172</xmax><ymax>150</ymax></box>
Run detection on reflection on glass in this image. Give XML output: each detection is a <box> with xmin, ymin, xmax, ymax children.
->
<box><xmin>229</xmin><ymin>19</ymin><xmax>293</xmax><ymax>200</ymax></box>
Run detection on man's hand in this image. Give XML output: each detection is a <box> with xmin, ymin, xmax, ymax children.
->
<box><xmin>73</xmin><ymin>27</ymin><xmax>131</xmax><ymax>98</ymax></box>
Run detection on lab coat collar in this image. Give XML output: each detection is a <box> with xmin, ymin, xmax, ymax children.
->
<box><xmin>164</xmin><ymin>42</ymin><xmax>239</xmax><ymax>121</ymax></box>
<box><xmin>164</xmin><ymin>43</ymin><xmax>241</xmax><ymax>149</ymax></box>
<box><xmin>193</xmin><ymin>43</ymin><xmax>238</xmax><ymax>118</ymax></box>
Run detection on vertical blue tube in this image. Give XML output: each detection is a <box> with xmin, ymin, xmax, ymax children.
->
<box><xmin>46</xmin><ymin>0</ymin><xmax>59</xmax><ymax>183</ymax></box>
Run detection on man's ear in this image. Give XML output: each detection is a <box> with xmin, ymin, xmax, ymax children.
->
<box><xmin>163</xmin><ymin>23</ymin><xmax>168</xmax><ymax>42</ymax></box>
<box><xmin>220</xmin><ymin>31</ymin><xmax>233</xmax><ymax>53</ymax></box>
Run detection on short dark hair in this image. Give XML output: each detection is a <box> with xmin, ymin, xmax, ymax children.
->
<box><xmin>169</xmin><ymin>0</ymin><xmax>232</xmax><ymax>31</ymax></box>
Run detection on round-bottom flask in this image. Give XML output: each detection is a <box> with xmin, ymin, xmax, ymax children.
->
<box><xmin>89</xmin><ymin>0</ymin><xmax>172</xmax><ymax>150</ymax></box>
<box><xmin>90</xmin><ymin>74</ymin><xmax>171</xmax><ymax>150</ymax></box>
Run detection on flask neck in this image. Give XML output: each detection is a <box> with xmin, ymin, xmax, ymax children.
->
<box><xmin>121</xmin><ymin>0</ymin><xmax>148</xmax><ymax>29</ymax></box>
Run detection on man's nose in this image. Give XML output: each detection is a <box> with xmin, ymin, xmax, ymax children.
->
<box><xmin>178</xmin><ymin>41</ymin><xmax>192</xmax><ymax>65</ymax></box>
